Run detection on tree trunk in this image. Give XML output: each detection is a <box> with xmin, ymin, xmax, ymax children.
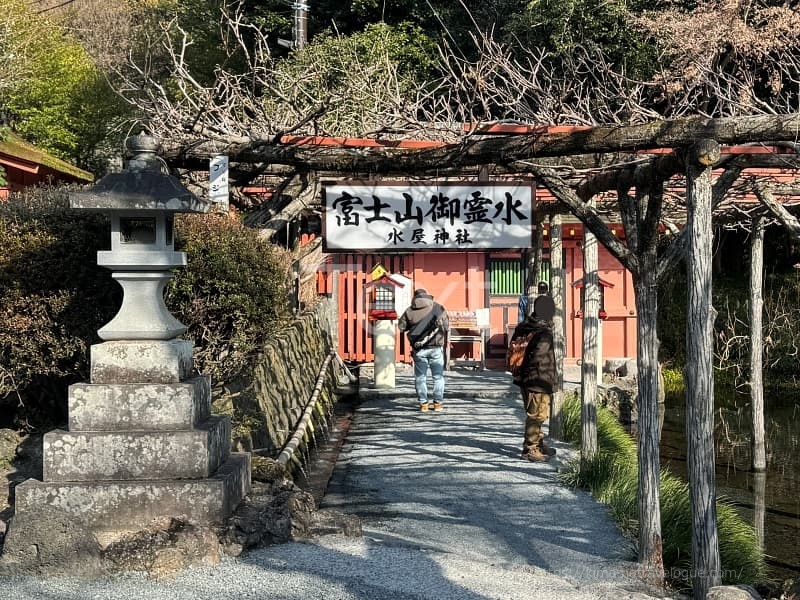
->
<box><xmin>685</xmin><ymin>139</ymin><xmax>722</xmax><ymax>600</ymax></box>
<box><xmin>244</xmin><ymin>171</ymin><xmax>319</xmax><ymax>241</ymax></box>
<box><xmin>581</xmin><ymin>208</ymin><xmax>599</xmax><ymax>460</ymax></box>
<box><xmin>749</xmin><ymin>216</ymin><xmax>767</xmax><ymax>472</ymax></box>
<box><xmin>754</xmin><ymin>184</ymin><xmax>800</xmax><ymax>239</ymax></box>
<box><xmin>633</xmin><ymin>258</ymin><xmax>665</xmax><ymax>582</ymax></box>
<box><xmin>550</xmin><ymin>214</ymin><xmax>566</xmax><ymax>440</ymax></box>
<box><xmin>617</xmin><ymin>174</ymin><xmax>666</xmax><ymax>581</ymax></box>
<box><xmin>527</xmin><ymin>209</ymin><xmax>544</xmax><ymax>310</ymax></box>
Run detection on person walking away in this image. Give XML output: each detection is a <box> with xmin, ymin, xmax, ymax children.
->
<box><xmin>517</xmin><ymin>280</ymin><xmax>550</xmax><ymax>323</ymax></box>
<box><xmin>510</xmin><ymin>295</ymin><xmax>557</xmax><ymax>461</ymax></box>
<box><xmin>398</xmin><ymin>289</ymin><xmax>449</xmax><ymax>412</ymax></box>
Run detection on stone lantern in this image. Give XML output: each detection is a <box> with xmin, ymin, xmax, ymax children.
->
<box><xmin>71</xmin><ymin>133</ymin><xmax>207</xmax><ymax>340</ymax></box>
<box><xmin>0</xmin><ymin>134</ymin><xmax>250</xmax><ymax>573</ymax></box>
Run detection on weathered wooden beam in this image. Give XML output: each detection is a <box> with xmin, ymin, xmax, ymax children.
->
<box><xmin>749</xmin><ymin>216</ymin><xmax>767</xmax><ymax>473</ymax></box>
<box><xmin>580</xmin><ymin>197</ymin><xmax>600</xmax><ymax>461</ymax></box>
<box><xmin>162</xmin><ymin>113</ymin><xmax>800</xmax><ymax>173</ymax></box>
<box><xmin>754</xmin><ymin>183</ymin><xmax>800</xmax><ymax>239</ymax></box>
<box><xmin>529</xmin><ymin>166</ymin><xmax>639</xmax><ymax>273</ymax></box>
<box><xmin>549</xmin><ymin>213</ymin><xmax>566</xmax><ymax>441</ymax></box>
<box><xmin>656</xmin><ymin>161</ymin><xmax>746</xmax><ymax>281</ymax></box>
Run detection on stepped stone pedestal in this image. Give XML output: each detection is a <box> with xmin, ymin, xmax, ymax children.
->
<box><xmin>1</xmin><ymin>133</ymin><xmax>250</xmax><ymax>574</ymax></box>
<box><xmin>3</xmin><ymin>340</ymin><xmax>250</xmax><ymax>563</ymax></box>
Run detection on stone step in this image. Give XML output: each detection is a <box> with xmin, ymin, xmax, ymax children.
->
<box><xmin>43</xmin><ymin>416</ymin><xmax>231</xmax><ymax>482</ymax></box>
<box><xmin>91</xmin><ymin>339</ymin><xmax>194</xmax><ymax>384</ymax></box>
<box><xmin>12</xmin><ymin>453</ymin><xmax>251</xmax><ymax>531</ymax></box>
<box><xmin>68</xmin><ymin>376</ymin><xmax>211</xmax><ymax>431</ymax></box>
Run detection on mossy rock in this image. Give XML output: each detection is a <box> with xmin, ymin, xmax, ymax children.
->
<box><xmin>251</xmin><ymin>456</ymin><xmax>286</xmax><ymax>483</ymax></box>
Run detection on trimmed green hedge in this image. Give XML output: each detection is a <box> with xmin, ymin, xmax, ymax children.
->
<box><xmin>166</xmin><ymin>214</ymin><xmax>294</xmax><ymax>384</ymax></box>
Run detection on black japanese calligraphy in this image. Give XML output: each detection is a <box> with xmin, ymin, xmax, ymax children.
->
<box><xmin>331</xmin><ymin>191</ymin><xmax>363</xmax><ymax>226</ymax></box>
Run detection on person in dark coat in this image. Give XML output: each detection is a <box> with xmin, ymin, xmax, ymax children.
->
<box><xmin>398</xmin><ymin>289</ymin><xmax>449</xmax><ymax>412</ymax></box>
<box><xmin>511</xmin><ymin>294</ymin><xmax>557</xmax><ymax>461</ymax></box>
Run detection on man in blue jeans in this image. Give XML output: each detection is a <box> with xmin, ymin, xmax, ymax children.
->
<box><xmin>398</xmin><ymin>289</ymin><xmax>449</xmax><ymax>412</ymax></box>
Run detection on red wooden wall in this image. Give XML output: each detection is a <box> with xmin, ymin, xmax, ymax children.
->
<box><xmin>317</xmin><ymin>237</ymin><xmax>637</xmax><ymax>367</ymax></box>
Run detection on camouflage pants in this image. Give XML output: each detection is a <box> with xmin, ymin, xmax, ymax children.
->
<box><xmin>522</xmin><ymin>389</ymin><xmax>551</xmax><ymax>452</ymax></box>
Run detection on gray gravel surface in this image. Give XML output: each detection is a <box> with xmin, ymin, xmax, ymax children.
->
<box><xmin>0</xmin><ymin>369</ymin><xmax>674</xmax><ymax>599</ymax></box>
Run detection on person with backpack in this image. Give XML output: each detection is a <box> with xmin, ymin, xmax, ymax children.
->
<box><xmin>398</xmin><ymin>289</ymin><xmax>449</xmax><ymax>412</ymax></box>
<box><xmin>507</xmin><ymin>294</ymin><xmax>557</xmax><ymax>461</ymax></box>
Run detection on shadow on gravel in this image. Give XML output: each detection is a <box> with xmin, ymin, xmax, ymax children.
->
<box><xmin>239</xmin><ymin>541</ymin><xmax>500</xmax><ymax>600</ymax></box>
<box><xmin>317</xmin><ymin>394</ymin><xmax>640</xmax><ymax>589</ymax></box>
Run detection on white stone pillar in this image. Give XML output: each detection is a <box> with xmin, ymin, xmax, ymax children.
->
<box><xmin>373</xmin><ymin>319</ymin><xmax>396</xmax><ymax>389</ymax></box>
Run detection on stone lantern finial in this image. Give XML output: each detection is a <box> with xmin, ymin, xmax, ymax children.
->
<box><xmin>125</xmin><ymin>132</ymin><xmax>162</xmax><ymax>173</ymax></box>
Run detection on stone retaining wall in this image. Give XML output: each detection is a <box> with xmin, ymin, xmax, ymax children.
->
<box><xmin>217</xmin><ymin>298</ymin><xmax>342</xmax><ymax>458</ymax></box>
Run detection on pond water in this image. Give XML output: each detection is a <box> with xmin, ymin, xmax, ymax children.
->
<box><xmin>659</xmin><ymin>394</ymin><xmax>800</xmax><ymax>582</ymax></box>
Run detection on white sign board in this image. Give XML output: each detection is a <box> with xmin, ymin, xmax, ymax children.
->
<box><xmin>323</xmin><ymin>183</ymin><xmax>533</xmax><ymax>251</ymax></box>
<box><xmin>209</xmin><ymin>155</ymin><xmax>229</xmax><ymax>205</ymax></box>
<box><xmin>390</xmin><ymin>273</ymin><xmax>412</xmax><ymax>316</ymax></box>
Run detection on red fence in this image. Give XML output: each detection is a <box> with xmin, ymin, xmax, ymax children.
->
<box><xmin>318</xmin><ymin>254</ymin><xmax>414</xmax><ymax>363</ymax></box>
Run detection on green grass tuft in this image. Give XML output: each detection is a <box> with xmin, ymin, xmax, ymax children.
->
<box><xmin>557</xmin><ymin>393</ymin><xmax>767</xmax><ymax>588</ymax></box>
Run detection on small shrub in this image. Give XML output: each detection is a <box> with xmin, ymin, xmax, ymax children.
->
<box><xmin>0</xmin><ymin>187</ymin><xmax>117</xmax><ymax>428</ymax></box>
<box><xmin>166</xmin><ymin>214</ymin><xmax>294</xmax><ymax>383</ymax></box>
<box><xmin>662</xmin><ymin>367</ymin><xmax>684</xmax><ymax>400</ymax></box>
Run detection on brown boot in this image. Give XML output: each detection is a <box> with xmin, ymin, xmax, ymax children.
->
<box><xmin>539</xmin><ymin>442</ymin><xmax>557</xmax><ymax>456</ymax></box>
<box><xmin>521</xmin><ymin>447</ymin><xmax>549</xmax><ymax>462</ymax></box>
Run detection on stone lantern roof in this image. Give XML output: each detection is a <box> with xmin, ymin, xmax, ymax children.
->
<box><xmin>70</xmin><ymin>133</ymin><xmax>209</xmax><ymax>214</ymax></box>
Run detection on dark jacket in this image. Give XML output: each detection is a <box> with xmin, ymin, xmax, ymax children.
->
<box><xmin>398</xmin><ymin>294</ymin><xmax>449</xmax><ymax>349</ymax></box>
<box><xmin>512</xmin><ymin>317</ymin><xmax>557</xmax><ymax>393</ymax></box>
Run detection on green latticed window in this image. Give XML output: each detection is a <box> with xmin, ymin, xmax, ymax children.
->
<box><xmin>489</xmin><ymin>258</ymin><xmax>550</xmax><ymax>295</ymax></box>
<box><xmin>490</xmin><ymin>258</ymin><xmax>523</xmax><ymax>295</ymax></box>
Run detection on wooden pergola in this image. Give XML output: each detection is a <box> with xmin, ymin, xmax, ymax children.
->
<box><xmin>161</xmin><ymin>113</ymin><xmax>800</xmax><ymax>599</ymax></box>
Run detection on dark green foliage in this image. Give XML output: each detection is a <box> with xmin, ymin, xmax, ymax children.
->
<box><xmin>504</xmin><ymin>0</ymin><xmax>657</xmax><ymax>78</ymax></box>
<box><xmin>0</xmin><ymin>189</ymin><xmax>294</xmax><ymax>430</ymax></box>
<box><xmin>0</xmin><ymin>188</ymin><xmax>117</xmax><ymax>429</ymax></box>
<box><xmin>310</xmin><ymin>1</ymin><xmax>548</xmax><ymax>68</ymax></box>
<box><xmin>657</xmin><ymin>222</ymin><xmax>800</xmax><ymax>395</ymax></box>
<box><xmin>166</xmin><ymin>214</ymin><xmax>294</xmax><ymax>384</ymax></box>
<box><xmin>558</xmin><ymin>393</ymin><xmax>767</xmax><ymax>589</ymax></box>
<box><xmin>310</xmin><ymin>1</ymin><xmax>522</xmax><ymax>44</ymax></box>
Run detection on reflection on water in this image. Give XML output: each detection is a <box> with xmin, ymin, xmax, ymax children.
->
<box><xmin>659</xmin><ymin>396</ymin><xmax>800</xmax><ymax>580</ymax></box>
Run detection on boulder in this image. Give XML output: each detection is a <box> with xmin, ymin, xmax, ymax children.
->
<box><xmin>1</xmin><ymin>473</ymin><xmax>362</xmax><ymax>580</ymax></box>
<box><xmin>0</xmin><ymin>507</ymin><xmax>106</xmax><ymax>578</ymax></box>
<box><xmin>706</xmin><ymin>585</ymin><xmax>761</xmax><ymax>600</ymax></box>
<box><xmin>103</xmin><ymin>517</ymin><xmax>221</xmax><ymax>580</ymax></box>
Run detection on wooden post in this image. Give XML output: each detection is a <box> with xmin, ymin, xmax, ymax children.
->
<box><xmin>631</xmin><ymin>187</ymin><xmax>666</xmax><ymax>581</ymax></box>
<box><xmin>753</xmin><ymin>471</ymin><xmax>767</xmax><ymax>551</ymax></box>
<box><xmin>332</xmin><ymin>263</ymin><xmax>341</xmax><ymax>354</ymax></box>
<box><xmin>685</xmin><ymin>139</ymin><xmax>722</xmax><ymax>599</ymax></box>
<box><xmin>749</xmin><ymin>216</ymin><xmax>767</xmax><ymax>472</ymax></box>
<box><xmin>634</xmin><ymin>262</ymin><xmax>666</xmax><ymax>581</ymax></box>
<box><xmin>581</xmin><ymin>208</ymin><xmax>599</xmax><ymax>460</ymax></box>
<box><xmin>550</xmin><ymin>213</ymin><xmax>566</xmax><ymax>439</ymax></box>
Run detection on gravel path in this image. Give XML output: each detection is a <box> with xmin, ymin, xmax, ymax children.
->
<box><xmin>0</xmin><ymin>369</ymin><xmax>674</xmax><ymax>599</ymax></box>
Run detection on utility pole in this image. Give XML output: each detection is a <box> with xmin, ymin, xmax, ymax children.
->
<box><xmin>278</xmin><ymin>1</ymin><xmax>309</xmax><ymax>50</ymax></box>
